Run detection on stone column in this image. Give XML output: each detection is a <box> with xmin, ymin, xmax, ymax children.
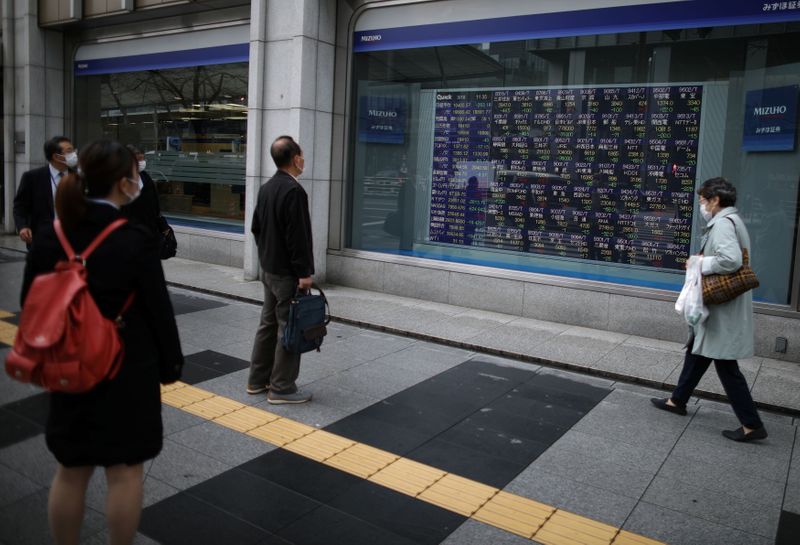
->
<box><xmin>2</xmin><ymin>0</ymin><xmax>65</xmax><ymax>233</ymax></box>
<box><xmin>244</xmin><ymin>0</ymin><xmax>337</xmax><ymax>281</ymax></box>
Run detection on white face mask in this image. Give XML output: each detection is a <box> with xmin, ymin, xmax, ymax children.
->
<box><xmin>138</xmin><ymin>160</ymin><xmax>147</xmax><ymax>172</ymax></box>
<box><xmin>699</xmin><ymin>202</ymin><xmax>712</xmax><ymax>222</ymax></box>
<box><xmin>124</xmin><ymin>177</ymin><xmax>142</xmax><ymax>203</ymax></box>
<box><xmin>64</xmin><ymin>151</ymin><xmax>78</xmax><ymax>168</ymax></box>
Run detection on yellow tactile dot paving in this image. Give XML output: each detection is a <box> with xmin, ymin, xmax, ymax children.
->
<box><xmin>610</xmin><ymin>531</ymin><xmax>665</xmax><ymax>545</ymax></box>
<box><xmin>161</xmin><ymin>384</ymin><xmax>667</xmax><ymax>545</ymax></box>
<box><xmin>160</xmin><ymin>382</ymin><xmax>187</xmax><ymax>393</ymax></box>
<box><xmin>0</xmin><ymin>310</ymin><xmax>14</xmax><ymax>319</ymax></box>
<box><xmin>0</xmin><ymin>329</ymin><xmax>18</xmax><ymax>346</ymax></box>
<box><xmin>161</xmin><ymin>385</ymin><xmax>215</xmax><ymax>408</ymax></box>
<box><xmin>0</xmin><ymin>319</ymin><xmax>16</xmax><ymax>330</ymax></box>
<box><xmin>418</xmin><ymin>473</ymin><xmax>499</xmax><ymax>517</ymax></box>
<box><xmin>214</xmin><ymin>406</ymin><xmax>279</xmax><ymax>433</ymax></box>
<box><xmin>247</xmin><ymin>418</ymin><xmax>315</xmax><ymax>446</ymax></box>
<box><xmin>369</xmin><ymin>458</ymin><xmax>447</xmax><ymax>497</ymax></box>
<box><xmin>324</xmin><ymin>443</ymin><xmax>399</xmax><ymax>478</ymax></box>
<box><xmin>534</xmin><ymin>509</ymin><xmax>620</xmax><ymax>545</ymax></box>
<box><xmin>473</xmin><ymin>491</ymin><xmax>555</xmax><ymax>538</ymax></box>
<box><xmin>283</xmin><ymin>430</ymin><xmax>355</xmax><ymax>462</ymax></box>
<box><xmin>182</xmin><ymin>396</ymin><xmax>246</xmax><ymax>419</ymax></box>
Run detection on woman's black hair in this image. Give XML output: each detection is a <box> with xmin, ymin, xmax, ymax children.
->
<box><xmin>697</xmin><ymin>177</ymin><xmax>737</xmax><ymax>208</ymax></box>
<box><xmin>56</xmin><ymin>140</ymin><xmax>136</xmax><ymax>229</ymax></box>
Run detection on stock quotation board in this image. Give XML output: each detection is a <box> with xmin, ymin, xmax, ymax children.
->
<box><xmin>429</xmin><ymin>85</ymin><xmax>703</xmax><ymax>270</ymax></box>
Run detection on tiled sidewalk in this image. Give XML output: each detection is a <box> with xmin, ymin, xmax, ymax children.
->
<box><xmin>160</xmin><ymin>257</ymin><xmax>800</xmax><ymax>414</ymax></box>
<box><xmin>1</xmin><ymin>246</ymin><xmax>800</xmax><ymax>544</ymax></box>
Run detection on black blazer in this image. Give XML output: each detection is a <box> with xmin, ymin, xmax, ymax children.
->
<box><xmin>251</xmin><ymin>170</ymin><xmax>314</xmax><ymax>278</ymax></box>
<box><xmin>122</xmin><ymin>169</ymin><xmax>162</xmax><ymax>235</ymax></box>
<box><xmin>13</xmin><ymin>165</ymin><xmax>55</xmax><ymax>236</ymax></box>
<box><xmin>21</xmin><ymin>202</ymin><xmax>184</xmax><ymax>467</ymax></box>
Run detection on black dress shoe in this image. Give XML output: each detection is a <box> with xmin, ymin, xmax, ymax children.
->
<box><xmin>650</xmin><ymin>397</ymin><xmax>688</xmax><ymax>416</ymax></box>
<box><xmin>722</xmin><ymin>427</ymin><xmax>768</xmax><ymax>442</ymax></box>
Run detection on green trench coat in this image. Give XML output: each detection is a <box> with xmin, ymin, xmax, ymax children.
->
<box><xmin>690</xmin><ymin>207</ymin><xmax>755</xmax><ymax>360</ymax></box>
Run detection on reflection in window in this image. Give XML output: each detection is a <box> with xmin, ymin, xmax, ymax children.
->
<box><xmin>348</xmin><ymin>27</ymin><xmax>800</xmax><ymax>304</ymax></box>
<box><xmin>76</xmin><ymin>62</ymin><xmax>248</xmax><ymax>230</ymax></box>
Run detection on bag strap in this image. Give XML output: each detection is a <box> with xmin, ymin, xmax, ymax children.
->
<box><xmin>295</xmin><ymin>283</ymin><xmax>331</xmax><ymax>326</ymax></box>
<box><xmin>724</xmin><ymin>216</ymin><xmax>750</xmax><ymax>265</ymax></box>
<box><xmin>53</xmin><ymin>218</ymin><xmax>128</xmax><ymax>263</ymax></box>
<box><xmin>82</xmin><ymin>218</ymin><xmax>129</xmax><ymax>259</ymax></box>
<box><xmin>53</xmin><ymin>218</ymin><xmax>135</xmax><ymax>322</ymax></box>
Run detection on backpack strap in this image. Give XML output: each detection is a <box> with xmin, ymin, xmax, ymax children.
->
<box><xmin>82</xmin><ymin>219</ymin><xmax>129</xmax><ymax>259</ymax></box>
<box><xmin>53</xmin><ymin>219</ymin><xmax>77</xmax><ymax>261</ymax></box>
<box><xmin>53</xmin><ymin>218</ymin><xmax>136</xmax><ymax>323</ymax></box>
<box><xmin>53</xmin><ymin>218</ymin><xmax>128</xmax><ymax>264</ymax></box>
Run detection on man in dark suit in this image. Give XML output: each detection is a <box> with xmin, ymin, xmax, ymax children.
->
<box><xmin>248</xmin><ymin>135</ymin><xmax>314</xmax><ymax>404</ymax></box>
<box><xmin>13</xmin><ymin>136</ymin><xmax>77</xmax><ymax>245</ymax></box>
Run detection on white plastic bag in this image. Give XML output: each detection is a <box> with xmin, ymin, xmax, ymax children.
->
<box><xmin>675</xmin><ymin>256</ymin><xmax>708</xmax><ymax>326</ymax></box>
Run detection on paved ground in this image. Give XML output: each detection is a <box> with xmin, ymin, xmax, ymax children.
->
<box><xmin>153</xmin><ymin>256</ymin><xmax>800</xmax><ymax>414</ymax></box>
<box><xmin>1</xmin><ymin>247</ymin><xmax>799</xmax><ymax>544</ymax></box>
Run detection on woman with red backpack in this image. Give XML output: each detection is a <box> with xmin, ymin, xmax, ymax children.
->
<box><xmin>19</xmin><ymin>139</ymin><xmax>184</xmax><ymax>545</ymax></box>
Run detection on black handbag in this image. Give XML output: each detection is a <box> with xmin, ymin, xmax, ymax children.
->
<box><xmin>156</xmin><ymin>216</ymin><xmax>177</xmax><ymax>260</ymax></box>
<box><xmin>281</xmin><ymin>284</ymin><xmax>330</xmax><ymax>354</ymax></box>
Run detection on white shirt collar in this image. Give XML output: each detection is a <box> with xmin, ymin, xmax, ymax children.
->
<box><xmin>49</xmin><ymin>163</ymin><xmax>66</xmax><ymax>181</ymax></box>
<box><xmin>88</xmin><ymin>198</ymin><xmax>120</xmax><ymax>210</ymax></box>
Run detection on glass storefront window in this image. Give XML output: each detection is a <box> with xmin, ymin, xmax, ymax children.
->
<box><xmin>348</xmin><ymin>24</ymin><xmax>800</xmax><ymax>305</ymax></box>
<box><xmin>75</xmin><ymin>61</ymin><xmax>248</xmax><ymax>231</ymax></box>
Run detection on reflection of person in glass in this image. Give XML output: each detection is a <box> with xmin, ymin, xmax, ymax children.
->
<box><xmin>651</xmin><ymin>177</ymin><xmax>767</xmax><ymax>442</ymax></box>
<box><xmin>464</xmin><ymin>176</ymin><xmax>485</xmax><ymax>246</ymax></box>
<box><xmin>383</xmin><ymin>174</ymin><xmax>415</xmax><ymax>251</ymax></box>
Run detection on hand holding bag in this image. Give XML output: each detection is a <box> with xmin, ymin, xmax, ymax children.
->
<box><xmin>156</xmin><ymin>215</ymin><xmax>177</xmax><ymax>260</ymax></box>
<box><xmin>282</xmin><ymin>284</ymin><xmax>330</xmax><ymax>354</ymax></box>
<box><xmin>676</xmin><ymin>255</ymin><xmax>707</xmax><ymax>326</ymax></box>
<box><xmin>701</xmin><ymin>217</ymin><xmax>760</xmax><ymax>305</ymax></box>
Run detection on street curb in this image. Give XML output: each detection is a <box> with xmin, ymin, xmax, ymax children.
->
<box><xmin>172</xmin><ymin>279</ymin><xmax>800</xmax><ymax>419</ymax></box>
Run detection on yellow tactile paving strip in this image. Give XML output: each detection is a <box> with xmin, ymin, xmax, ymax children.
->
<box><xmin>0</xmin><ymin>313</ymin><xmax>17</xmax><ymax>347</ymax></box>
<box><xmin>160</xmin><ymin>381</ymin><xmax>667</xmax><ymax>545</ymax></box>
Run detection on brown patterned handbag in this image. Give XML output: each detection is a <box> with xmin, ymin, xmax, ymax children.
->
<box><xmin>701</xmin><ymin>217</ymin><xmax>759</xmax><ymax>305</ymax></box>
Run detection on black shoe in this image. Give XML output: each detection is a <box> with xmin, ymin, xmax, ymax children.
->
<box><xmin>650</xmin><ymin>397</ymin><xmax>688</xmax><ymax>416</ymax></box>
<box><xmin>722</xmin><ymin>427</ymin><xmax>768</xmax><ymax>442</ymax></box>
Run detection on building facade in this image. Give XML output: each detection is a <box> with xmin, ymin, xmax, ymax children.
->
<box><xmin>2</xmin><ymin>0</ymin><xmax>799</xmax><ymax>361</ymax></box>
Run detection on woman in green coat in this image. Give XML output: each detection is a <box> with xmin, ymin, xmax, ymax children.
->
<box><xmin>651</xmin><ymin>177</ymin><xmax>766</xmax><ymax>442</ymax></box>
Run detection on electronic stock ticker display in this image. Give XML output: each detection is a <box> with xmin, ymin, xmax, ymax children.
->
<box><xmin>429</xmin><ymin>85</ymin><xmax>703</xmax><ymax>270</ymax></box>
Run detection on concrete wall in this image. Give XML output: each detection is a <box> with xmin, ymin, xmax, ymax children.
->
<box><xmin>244</xmin><ymin>0</ymin><xmax>338</xmax><ymax>281</ymax></box>
<box><xmin>327</xmin><ymin>251</ymin><xmax>800</xmax><ymax>363</ymax></box>
<box><xmin>173</xmin><ymin>228</ymin><xmax>244</xmax><ymax>268</ymax></box>
<box><xmin>2</xmin><ymin>0</ymin><xmax>65</xmax><ymax>234</ymax></box>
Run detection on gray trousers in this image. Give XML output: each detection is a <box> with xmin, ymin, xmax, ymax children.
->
<box><xmin>248</xmin><ymin>273</ymin><xmax>300</xmax><ymax>394</ymax></box>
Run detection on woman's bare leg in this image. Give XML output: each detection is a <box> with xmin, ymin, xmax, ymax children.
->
<box><xmin>48</xmin><ymin>464</ymin><xmax>94</xmax><ymax>545</ymax></box>
<box><xmin>105</xmin><ymin>463</ymin><xmax>144</xmax><ymax>545</ymax></box>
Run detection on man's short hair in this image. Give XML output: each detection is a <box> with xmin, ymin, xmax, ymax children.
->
<box><xmin>270</xmin><ymin>136</ymin><xmax>302</xmax><ymax>169</ymax></box>
<box><xmin>44</xmin><ymin>136</ymin><xmax>72</xmax><ymax>161</ymax></box>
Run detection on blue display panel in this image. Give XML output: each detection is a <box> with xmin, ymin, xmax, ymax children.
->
<box><xmin>429</xmin><ymin>85</ymin><xmax>702</xmax><ymax>271</ymax></box>
<box><xmin>742</xmin><ymin>85</ymin><xmax>799</xmax><ymax>152</ymax></box>
<box><xmin>358</xmin><ymin>96</ymin><xmax>407</xmax><ymax>144</ymax></box>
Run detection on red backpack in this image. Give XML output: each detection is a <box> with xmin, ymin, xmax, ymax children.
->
<box><xmin>5</xmin><ymin>219</ymin><xmax>134</xmax><ymax>393</ymax></box>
